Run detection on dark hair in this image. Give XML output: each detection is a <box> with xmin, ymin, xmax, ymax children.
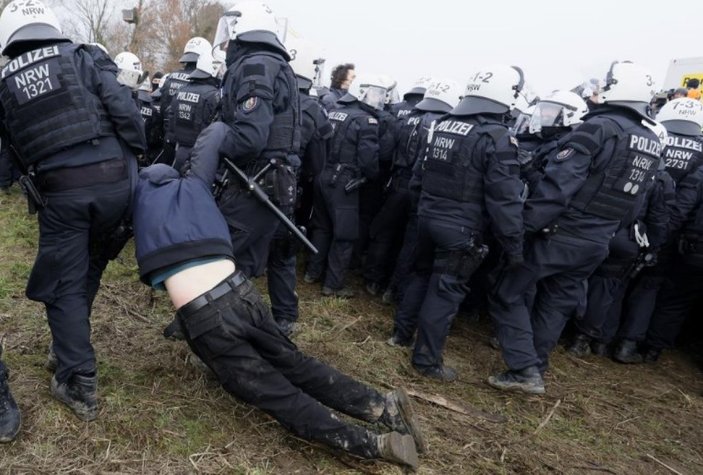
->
<box><xmin>686</xmin><ymin>78</ymin><xmax>700</xmax><ymax>89</ymax></box>
<box><xmin>330</xmin><ymin>63</ymin><xmax>355</xmax><ymax>89</ymax></box>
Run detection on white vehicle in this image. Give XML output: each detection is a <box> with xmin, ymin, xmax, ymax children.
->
<box><xmin>662</xmin><ymin>57</ymin><xmax>703</xmax><ymax>90</ymax></box>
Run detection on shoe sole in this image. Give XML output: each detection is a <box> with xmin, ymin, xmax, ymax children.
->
<box><xmin>50</xmin><ymin>378</ymin><xmax>97</xmax><ymax>422</ymax></box>
<box><xmin>487</xmin><ymin>376</ymin><xmax>545</xmax><ymax>395</ymax></box>
<box><xmin>394</xmin><ymin>388</ymin><xmax>427</xmax><ymax>454</ymax></box>
<box><xmin>384</xmin><ymin>432</ymin><xmax>419</xmax><ymax>470</ymax></box>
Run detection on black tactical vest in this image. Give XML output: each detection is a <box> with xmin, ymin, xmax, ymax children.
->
<box><xmin>221</xmin><ymin>51</ymin><xmax>301</xmax><ymax>160</ymax></box>
<box><xmin>164</xmin><ymin>70</ymin><xmax>191</xmax><ymax>105</ymax></box>
<box><xmin>171</xmin><ymin>82</ymin><xmax>219</xmax><ymax>147</ymax></box>
<box><xmin>662</xmin><ymin>132</ymin><xmax>703</xmax><ymax>184</ymax></box>
<box><xmin>327</xmin><ymin>104</ymin><xmax>374</xmax><ymax>168</ymax></box>
<box><xmin>570</xmin><ymin>115</ymin><xmax>661</xmax><ymax>221</ymax></box>
<box><xmin>0</xmin><ymin>43</ymin><xmax>115</xmax><ymax>166</ymax></box>
<box><xmin>421</xmin><ymin>116</ymin><xmax>509</xmax><ymax>202</ymax></box>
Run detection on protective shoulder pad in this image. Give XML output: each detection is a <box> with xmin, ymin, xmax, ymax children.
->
<box><xmin>78</xmin><ymin>43</ymin><xmax>118</xmax><ymax>73</ymax></box>
<box><xmin>234</xmin><ymin>53</ymin><xmax>284</xmax><ymax>103</ymax></box>
<box><xmin>564</xmin><ymin>118</ymin><xmax>619</xmax><ymax>155</ymax></box>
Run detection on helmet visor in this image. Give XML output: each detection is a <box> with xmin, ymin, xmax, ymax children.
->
<box><xmin>360</xmin><ymin>85</ymin><xmax>387</xmax><ymax>110</ymax></box>
<box><xmin>529</xmin><ymin>102</ymin><xmax>565</xmax><ymax>133</ymax></box>
<box><xmin>213</xmin><ymin>12</ymin><xmax>239</xmax><ymax>50</ymax></box>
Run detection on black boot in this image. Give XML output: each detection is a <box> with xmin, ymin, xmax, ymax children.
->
<box><xmin>0</xmin><ymin>357</ymin><xmax>21</xmax><ymax>443</ymax></box>
<box><xmin>567</xmin><ymin>333</ymin><xmax>592</xmax><ymax>357</ymax></box>
<box><xmin>613</xmin><ymin>339</ymin><xmax>643</xmax><ymax>364</ymax></box>
<box><xmin>613</xmin><ymin>340</ymin><xmax>643</xmax><ymax>364</ymax></box>
<box><xmin>487</xmin><ymin>366</ymin><xmax>545</xmax><ymax>395</ymax></box>
<box><xmin>45</xmin><ymin>342</ymin><xmax>57</xmax><ymax>372</ymax></box>
<box><xmin>590</xmin><ymin>341</ymin><xmax>609</xmax><ymax>357</ymax></box>
<box><xmin>51</xmin><ymin>372</ymin><xmax>98</xmax><ymax>421</ymax></box>
<box><xmin>413</xmin><ymin>363</ymin><xmax>457</xmax><ymax>382</ymax></box>
<box><xmin>644</xmin><ymin>347</ymin><xmax>662</xmax><ymax>363</ymax></box>
<box><xmin>379</xmin><ymin>388</ymin><xmax>427</xmax><ymax>453</ymax></box>
<box><xmin>386</xmin><ymin>332</ymin><xmax>413</xmax><ymax>348</ymax></box>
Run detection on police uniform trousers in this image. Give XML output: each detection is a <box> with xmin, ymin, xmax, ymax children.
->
<box><xmin>307</xmin><ymin>169</ymin><xmax>359</xmax><ymax>290</ymax></box>
<box><xmin>177</xmin><ymin>273</ymin><xmax>384</xmax><ymax>457</ymax></box>
<box><xmin>490</xmin><ymin>233</ymin><xmax>609</xmax><ymax>373</ymax></box>
<box><xmin>266</xmin><ymin>221</ymin><xmax>299</xmax><ymax>324</ymax></box>
<box><xmin>363</xmin><ymin>180</ymin><xmax>413</xmax><ymax>289</ymax></box>
<box><xmin>352</xmin><ymin>178</ymin><xmax>384</xmax><ymax>268</ymax></box>
<box><xmin>218</xmin><ymin>186</ymin><xmax>280</xmax><ymax>278</ymax></box>
<box><xmin>574</xmin><ymin>230</ymin><xmax>640</xmax><ymax>343</ymax></box>
<box><xmin>393</xmin><ymin>217</ymin><xmax>480</xmax><ymax>369</ymax></box>
<box><xmin>26</xmin><ymin>159</ymin><xmax>131</xmax><ymax>384</ymax></box>
<box><xmin>616</xmin><ymin>244</ymin><xmax>676</xmax><ymax>343</ymax></box>
<box><xmin>385</xmin><ymin>210</ymin><xmax>420</xmax><ymax>305</ymax></box>
<box><xmin>171</xmin><ymin>145</ymin><xmax>193</xmax><ymax>174</ymax></box>
<box><xmin>0</xmin><ymin>148</ymin><xmax>19</xmax><ymax>189</ymax></box>
<box><xmin>646</xmin><ymin>254</ymin><xmax>703</xmax><ymax>350</ymax></box>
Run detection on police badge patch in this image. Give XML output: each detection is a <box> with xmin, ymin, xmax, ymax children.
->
<box><xmin>242</xmin><ymin>97</ymin><xmax>258</xmax><ymax>113</ymax></box>
<box><xmin>556</xmin><ymin>148</ymin><xmax>575</xmax><ymax>161</ymax></box>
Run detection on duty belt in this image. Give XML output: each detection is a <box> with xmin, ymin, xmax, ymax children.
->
<box><xmin>37</xmin><ymin>157</ymin><xmax>127</xmax><ymax>192</ymax></box>
<box><xmin>177</xmin><ymin>271</ymin><xmax>247</xmax><ymax>318</ymax></box>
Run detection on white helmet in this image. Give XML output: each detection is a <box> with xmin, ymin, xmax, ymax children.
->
<box><xmin>599</xmin><ymin>61</ymin><xmax>656</xmax><ymax>117</ymax></box>
<box><xmin>528</xmin><ymin>90</ymin><xmax>588</xmax><ymax>135</ymax></box>
<box><xmin>212</xmin><ymin>1</ymin><xmax>282</xmax><ymax>53</ymax></box>
<box><xmin>189</xmin><ymin>48</ymin><xmax>215</xmax><ymax>79</ymax></box>
<box><xmin>286</xmin><ymin>36</ymin><xmax>325</xmax><ymax>87</ymax></box>
<box><xmin>114</xmin><ymin>51</ymin><xmax>143</xmax><ymax>89</ymax></box>
<box><xmin>656</xmin><ymin>97</ymin><xmax>703</xmax><ymax>136</ymax></box>
<box><xmin>642</xmin><ymin>119</ymin><xmax>668</xmax><ymax>148</ymax></box>
<box><xmin>88</xmin><ymin>42</ymin><xmax>108</xmax><ymax>55</ymax></box>
<box><xmin>416</xmin><ymin>78</ymin><xmax>460</xmax><ymax>113</ymax></box>
<box><xmin>406</xmin><ymin>76</ymin><xmax>432</xmax><ymax>96</ymax></box>
<box><xmin>180</xmin><ymin>36</ymin><xmax>211</xmax><ymax>64</ymax></box>
<box><xmin>453</xmin><ymin>65</ymin><xmax>525</xmax><ymax>115</ymax></box>
<box><xmin>349</xmin><ymin>74</ymin><xmax>388</xmax><ymax>110</ymax></box>
<box><xmin>0</xmin><ymin>0</ymin><xmax>64</xmax><ymax>56</ymax></box>
<box><xmin>378</xmin><ymin>74</ymin><xmax>399</xmax><ymax>105</ymax></box>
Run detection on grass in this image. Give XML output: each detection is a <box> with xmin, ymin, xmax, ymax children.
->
<box><xmin>1</xmin><ymin>186</ymin><xmax>702</xmax><ymax>474</ymax></box>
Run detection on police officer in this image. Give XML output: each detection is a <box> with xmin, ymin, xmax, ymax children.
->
<box><xmin>0</xmin><ymin>343</ymin><xmax>20</xmax><ymax>442</ymax></box>
<box><xmin>0</xmin><ymin>0</ymin><xmax>146</xmax><ymax>419</ymax></box>
<box><xmin>213</xmin><ymin>1</ymin><xmax>301</xmax><ymax>279</ymax></box>
<box><xmin>136</xmin><ymin>78</ymin><xmax>163</xmax><ymax>167</ymax></box>
<box><xmin>488</xmin><ymin>61</ymin><xmax>661</xmax><ymax>394</ymax></box>
<box><xmin>389</xmin><ymin>77</ymin><xmax>431</xmax><ymax>119</ymax></box>
<box><xmin>304</xmin><ymin>75</ymin><xmax>385</xmax><ymax>297</ymax></box>
<box><xmin>612</xmin><ymin>98</ymin><xmax>703</xmax><ymax>362</ymax></box>
<box><xmin>389</xmin><ymin>66</ymin><xmax>526</xmax><ymax>381</ymax></box>
<box><xmin>114</xmin><ymin>52</ymin><xmax>157</xmax><ymax>168</ymax></box>
<box><xmin>267</xmin><ymin>37</ymin><xmax>333</xmax><ymax>335</ymax></box>
<box><xmin>166</xmin><ymin>49</ymin><xmax>220</xmax><ymax>172</ymax></box>
<box><xmin>319</xmin><ymin>63</ymin><xmax>355</xmax><ymax>111</ymax></box>
<box><xmin>160</xmin><ymin>36</ymin><xmax>211</xmax><ymax>164</ymax></box>
<box><xmin>519</xmin><ymin>91</ymin><xmax>589</xmax><ymax>193</ymax></box>
<box><xmin>364</xmin><ymin>79</ymin><xmax>460</xmax><ymax>298</ymax></box>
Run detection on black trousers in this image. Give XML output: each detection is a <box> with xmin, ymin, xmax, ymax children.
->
<box><xmin>178</xmin><ymin>274</ymin><xmax>385</xmax><ymax>458</ymax></box>
<box><xmin>267</xmin><ymin>222</ymin><xmax>299</xmax><ymax>323</ymax></box>
<box><xmin>26</xmin><ymin>176</ymin><xmax>131</xmax><ymax>383</ymax></box>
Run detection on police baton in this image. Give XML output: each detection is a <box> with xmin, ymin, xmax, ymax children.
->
<box><xmin>222</xmin><ymin>158</ymin><xmax>318</xmax><ymax>255</ymax></box>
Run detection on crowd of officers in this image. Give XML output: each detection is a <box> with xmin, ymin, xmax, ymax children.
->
<box><xmin>0</xmin><ymin>0</ymin><xmax>702</xmax><ymax>468</ymax></box>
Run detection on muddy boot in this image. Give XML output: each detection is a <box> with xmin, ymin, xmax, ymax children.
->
<box><xmin>379</xmin><ymin>388</ymin><xmax>427</xmax><ymax>454</ymax></box>
<box><xmin>381</xmin><ymin>288</ymin><xmax>394</xmax><ymax>305</ymax></box>
<box><xmin>413</xmin><ymin>364</ymin><xmax>457</xmax><ymax>383</ymax></box>
<box><xmin>613</xmin><ymin>339</ymin><xmax>643</xmax><ymax>364</ymax></box>
<box><xmin>643</xmin><ymin>347</ymin><xmax>662</xmax><ymax>363</ymax></box>
<box><xmin>487</xmin><ymin>366</ymin><xmax>545</xmax><ymax>395</ymax></box>
<box><xmin>386</xmin><ymin>332</ymin><xmax>413</xmax><ymax>348</ymax></box>
<box><xmin>376</xmin><ymin>432</ymin><xmax>419</xmax><ymax>470</ymax></box>
<box><xmin>0</xmin><ymin>357</ymin><xmax>21</xmax><ymax>443</ymax></box>
<box><xmin>51</xmin><ymin>372</ymin><xmax>97</xmax><ymax>421</ymax></box>
<box><xmin>274</xmin><ymin>318</ymin><xmax>296</xmax><ymax>337</ymax></box>
<box><xmin>567</xmin><ymin>333</ymin><xmax>592</xmax><ymax>357</ymax></box>
<box><xmin>488</xmin><ymin>335</ymin><xmax>501</xmax><ymax>350</ymax></box>
<box><xmin>590</xmin><ymin>341</ymin><xmax>609</xmax><ymax>357</ymax></box>
<box><xmin>321</xmin><ymin>286</ymin><xmax>355</xmax><ymax>298</ymax></box>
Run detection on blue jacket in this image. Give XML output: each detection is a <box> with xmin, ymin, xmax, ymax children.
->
<box><xmin>133</xmin><ymin>122</ymin><xmax>234</xmax><ymax>283</ymax></box>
